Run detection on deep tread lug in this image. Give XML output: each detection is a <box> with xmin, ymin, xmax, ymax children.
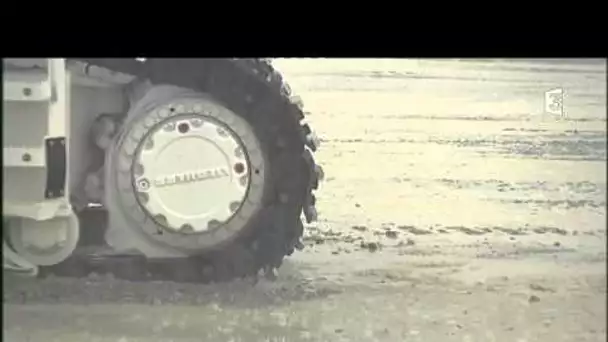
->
<box><xmin>315</xmin><ymin>164</ymin><xmax>325</xmax><ymax>183</ymax></box>
<box><xmin>304</xmin><ymin>205</ymin><xmax>318</xmax><ymax>223</ymax></box>
<box><xmin>306</xmin><ymin>131</ymin><xmax>320</xmax><ymax>151</ymax></box>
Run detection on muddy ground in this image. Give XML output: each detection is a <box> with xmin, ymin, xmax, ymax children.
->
<box><xmin>3</xmin><ymin>59</ymin><xmax>607</xmax><ymax>342</ymax></box>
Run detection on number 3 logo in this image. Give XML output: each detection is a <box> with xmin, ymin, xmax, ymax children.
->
<box><xmin>544</xmin><ymin>88</ymin><xmax>565</xmax><ymax>118</ymax></box>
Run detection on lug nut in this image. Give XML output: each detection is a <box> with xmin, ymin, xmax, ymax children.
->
<box><xmin>163</xmin><ymin>122</ymin><xmax>176</xmax><ymax>132</ymax></box>
<box><xmin>191</xmin><ymin>119</ymin><xmax>203</xmax><ymax>128</ymax></box>
<box><xmin>137</xmin><ymin>178</ymin><xmax>150</xmax><ymax>191</ymax></box>
<box><xmin>178</xmin><ymin>122</ymin><xmax>190</xmax><ymax>134</ymax></box>
<box><xmin>234</xmin><ymin>163</ymin><xmax>245</xmax><ymax>174</ymax></box>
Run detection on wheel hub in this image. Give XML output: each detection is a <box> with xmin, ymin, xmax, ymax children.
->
<box><xmin>133</xmin><ymin>115</ymin><xmax>251</xmax><ymax>233</ymax></box>
<box><xmin>106</xmin><ymin>86</ymin><xmax>266</xmax><ymax>257</ymax></box>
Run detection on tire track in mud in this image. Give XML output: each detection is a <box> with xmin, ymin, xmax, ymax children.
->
<box><xmin>2</xmin><ymin>269</ymin><xmax>343</xmax><ymax>307</ymax></box>
<box><xmin>301</xmin><ymin>221</ymin><xmax>605</xmax><ymax>253</ymax></box>
<box><xmin>415</xmin><ymin>178</ymin><xmax>604</xmax><ymax>194</ymax></box>
<box><xmin>322</xmin><ymin>131</ymin><xmax>606</xmax><ymax>161</ymax></box>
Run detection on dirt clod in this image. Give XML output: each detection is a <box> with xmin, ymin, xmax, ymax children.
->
<box><xmin>398</xmin><ymin>225</ymin><xmax>433</xmax><ymax>235</ymax></box>
<box><xmin>385</xmin><ymin>230</ymin><xmax>399</xmax><ymax>239</ymax></box>
<box><xmin>533</xmin><ymin>226</ymin><xmax>569</xmax><ymax>235</ymax></box>
<box><xmin>343</xmin><ymin>235</ymin><xmax>357</xmax><ymax>243</ymax></box>
<box><xmin>447</xmin><ymin>226</ymin><xmax>487</xmax><ymax>235</ymax></box>
<box><xmin>352</xmin><ymin>225</ymin><xmax>367</xmax><ymax>232</ymax></box>
<box><xmin>495</xmin><ymin>227</ymin><xmax>528</xmax><ymax>236</ymax></box>
<box><xmin>361</xmin><ymin>241</ymin><xmax>380</xmax><ymax>252</ymax></box>
<box><xmin>530</xmin><ymin>283</ymin><xmax>555</xmax><ymax>292</ymax></box>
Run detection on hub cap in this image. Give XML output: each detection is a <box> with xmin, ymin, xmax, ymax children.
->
<box><xmin>133</xmin><ymin>115</ymin><xmax>250</xmax><ymax>233</ymax></box>
<box><xmin>108</xmin><ymin>86</ymin><xmax>266</xmax><ymax>256</ymax></box>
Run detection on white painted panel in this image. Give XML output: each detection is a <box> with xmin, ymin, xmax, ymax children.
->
<box><xmin>2</xmin><ymin>69</ymin><xmax>51</xmax><ymax>102</ymax></box>
<box><xmin>3</xmin><ymin>147</ymin><xmax>45</xmax><ymax>167</ymax></box>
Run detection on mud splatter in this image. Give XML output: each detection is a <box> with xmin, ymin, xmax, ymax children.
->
<box><xmin>397</xmin><ymin>225</ymin><xmax>433</xmax><ymax>235</ymax></box>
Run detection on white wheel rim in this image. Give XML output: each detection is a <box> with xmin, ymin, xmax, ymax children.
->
<box><xmin>108</xmin><ymin>86</ymin><xmax>267</xmax><ymax>255</ymax></box>
<box><xmin>7</xmin><ymin>215</ymin><xmax>79</xmax><ymax>266</ymax></box>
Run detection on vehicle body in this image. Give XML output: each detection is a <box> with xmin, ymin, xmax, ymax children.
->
<box><xmin>3</xmin><ymin>58</ymin><xmax>322</xmax><ymax>281</ymax></box>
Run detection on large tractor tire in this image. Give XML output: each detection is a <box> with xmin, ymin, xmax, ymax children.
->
<box><xmin>45</xmin><ymin>59</ymin><xmax>322</xmax><ymax>282</ymax></box>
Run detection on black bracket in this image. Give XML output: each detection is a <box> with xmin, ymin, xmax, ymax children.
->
<box><xmin>44</xmin><ymin>137</ymin><xmax>67</xmax><ymax>199</ymax></box>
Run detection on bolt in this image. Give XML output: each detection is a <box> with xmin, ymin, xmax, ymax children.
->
<box><xmin>154</xmin><ymin>214</ymin><xmax>168</xmax><ymax>227</ymax></box>
<box><xmin>22</xmin><ymin>88</ymin><xmax>32</xmax><ymax>97</ymax></box>
<box><xmin>234</xmin><ymin>163</ymin><xmax>245</xmax><ymax>174</ymax></box>
<box><xmin>22</xmin><ymin>153</ymin><xmax>31</xmax><ymax>162</ymax></box>
<box><xmin>229</xmin><ymin>202</ymin><xmax>240</xmax><ymax>212</ymax></box>
<box><xmin>180</xmin><ymin>224</ymin><xmax>195</xmax><ymax>233</ymax></box>
<box><xmin>216</xmin><ymin>127</ymin><xmax>228</xmax><ymax>137</ymax></box>
<box><xmin>207</xmin><ymin>220</ymin><xmax>221</xmax><ymax>230</ymax></box>
<box><xmin>178</xmin><ymin>123</ymin><xmax>190</xmax><ymax>134</ymax></box>
<box><xmin>163</xmin><ymin>122</ymin><xmax>176</xmax><ymax>132</ymax></box>
<box><xmin>137</xmin><ymin>178</ymin><xmax>150</xmax><ymax>192</ymax></box>
<box><xmin>191</xmin><ymin>119</ymin><xmax>203</xmax><ymax>128</ymax></box>
<box><xmin>144</xmin><ymin>138</ymin><xmax>154</xmax><ymax>150</ymax></box>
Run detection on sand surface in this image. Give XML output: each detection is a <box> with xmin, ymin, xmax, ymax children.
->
<box><xmin>3</xmin><ymin>58</ymin><xmax>606</xmax><ymax>342</ymax></box>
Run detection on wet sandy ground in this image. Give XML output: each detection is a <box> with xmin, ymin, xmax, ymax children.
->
<box><xmin>3</xmin><ymin>59</ymin><xmax>607</xmax><ymax>341</ymax></box>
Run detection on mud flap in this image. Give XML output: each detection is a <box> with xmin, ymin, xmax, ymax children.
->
<box><xmin>44</xmin><ymin>137</ymin><xmax>67</xmax><ymax>199</ymax></box>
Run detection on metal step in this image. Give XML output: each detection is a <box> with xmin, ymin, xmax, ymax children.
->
<box><xmin>3</xmin><ymin>68</ymin><xmax>51</xmax><ymax>102</ymax></box>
